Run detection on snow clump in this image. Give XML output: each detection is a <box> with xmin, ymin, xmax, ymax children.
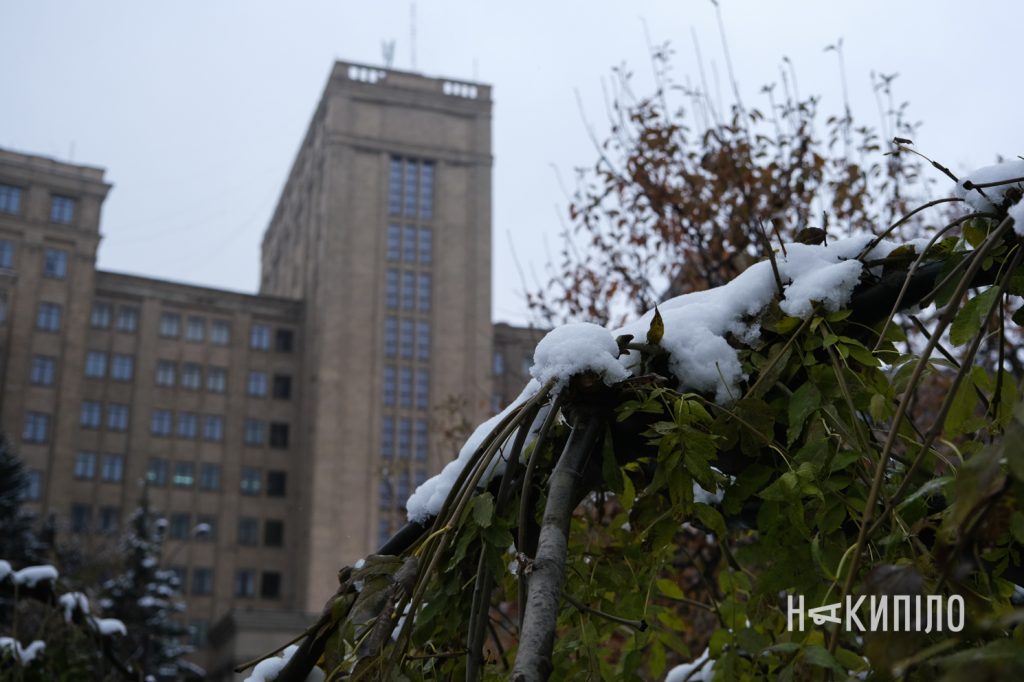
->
<box><xmin>58</xmin><ymin>592</ymin><xmax>90</xmax><ymax>624</ymax></box>
<box><xmin>953</xmin><ymin>159</ymin><xmax>1024</xmax><ymax>215</ymax></box>
<box><xmin>244</xmin><ymin>644</ymin><xmax>326</xmax><ymax>682</ymax></box>
<box><xmin>0</xmin><ymin>638</ymin><xmax>45</xmax><ymax>665</ymax></box>
<box><xmin>665</xmin><ymin>647</ymin><xmax>713</xmax><ymax>682</ymax></box>
<box><xmin>529</xmin><ymin>322</ymin><xmax>630</xmax><ymax>389</ymax></box>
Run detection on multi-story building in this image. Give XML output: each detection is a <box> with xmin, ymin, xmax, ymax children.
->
<box><xmin>0</xmin><ymin>61</ymin><xmax>543</xmax><ymax>677</ymax></box>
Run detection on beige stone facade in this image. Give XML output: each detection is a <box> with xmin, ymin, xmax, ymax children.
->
<box><xmin>0</xmin><ymin>61</ymin><xmax>551</xmax><ymax>677</ymax></box>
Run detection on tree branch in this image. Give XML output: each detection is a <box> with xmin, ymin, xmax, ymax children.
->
<box><xmin>511</xmin><ymin>412</ymin><xmax>602</xmax><ymax>682</ymax></box>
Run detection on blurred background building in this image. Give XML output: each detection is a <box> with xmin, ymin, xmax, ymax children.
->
<box><xmin>0</xmin><ymin>61</ymin><xmax>543</xmax><ymax>677</ymax></box>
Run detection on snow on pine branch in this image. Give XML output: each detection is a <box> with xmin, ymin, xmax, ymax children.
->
<box><xmin>407</xmin><ymin>235</ymin><xmax>907</xmax><ymax>523</ymax></box>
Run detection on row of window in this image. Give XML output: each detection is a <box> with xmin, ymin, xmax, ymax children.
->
<box><xmin>72</xmin><ymin>452</ymin><xmax>125</xmax><ymax>481</ymax></box>
<box><xmin>386</xmin><ymin>224</ymin><xmax>432</xmax><ymax>264</ymax></box>
<box><xmin>382</xmin><ymin>366</ymin><xmax>429</xmax><ymax>409</ymax></box>
<box><xmin>383</xmin><ymin>317</ymin><xmax>430</xmax><ymax>360</ymax></box>
<box><xmin>0</xmin><ymin>184</ymin><xmax>76</xmax><ymax>224</ymax></box>
<box><xmin>384</xmin><ymin>269</ymin><xmax>431</xmax><ymax>311</ymax></box>
<box><xmin>493</xmin><ymin>350</ymin><xmax>535</xmax><ymax>377</ymax></box>
<box><xmin>0</xmin><ymin>242</ymin><xmax>70</xmax><ymax>278</ymax></box>
<box><xmin>171</xmin><ymin>565</ymin><xmax>280</xmax><ymax>599</ymax></box>
<box><xmin>146</xmin><ymin>458</ymin><xmax>287</xmax><ymax>497</ymax></box>
<box><xmin>237</xmin><ymin>517</ymin><xmax>284</xmax><ymax>547</ymax></box>
<box><xmin>149</xmin><ymin>410</ymin><xmax>289</xmax><ymax>447</ymax></box>
<box><xmin>380</xmin><ymin>416</ymin><xmax>430</xmax><ymax>460</ymax></box>
<box><xmin>388</xmin><ymin>157</ymin><xmax>434</xmax><ymax>220</ymax></box>
<box><xmin>80</xmin><ymin>401</ymin><xmax>129</xmax><ymax>430</ymax></box>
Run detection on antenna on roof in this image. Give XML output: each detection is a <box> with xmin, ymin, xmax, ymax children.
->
<box><xmin>410</xmin><ymin>3</ymin><xmax>417</xmax><ymax>71</ymax></box>
<box><xmin>382</xmin><ymin>39</ymin><xmax>396</xmax><ymax>69</ymax></box>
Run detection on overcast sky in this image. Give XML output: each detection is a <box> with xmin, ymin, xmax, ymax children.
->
<box><xmin>3</xmin><ymin>1</ymin><xmax>1021</xmax><ymax>325</ymax></box>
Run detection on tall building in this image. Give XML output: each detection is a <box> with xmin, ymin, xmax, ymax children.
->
<box><xmin>258</xmin><ymin>62</ymin><xmax>494</xmax><ymax>611</ymax></box>
<box><xmin>0</xmin><ymin>61</ymin><xmax>524</xmax><ymax>676</ymax></box>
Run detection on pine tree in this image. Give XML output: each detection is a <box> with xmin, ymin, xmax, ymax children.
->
<box><xmin>100</xmin><ymin>487</ymin><xmax>196</xmax><ymax>680</ymax></box>
<box><xmin>0</xmin><ymin>431</ymin><xmax>46</xmax><ymax>565</ymax></box>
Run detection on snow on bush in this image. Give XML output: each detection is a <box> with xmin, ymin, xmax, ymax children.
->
<box><xmin>0</xmin><ymin>637</ymin><xmax>46</xmax><ymax>665</ymax></box>
<box><xmin>13</xmin><ymin>564</ymin><xmax>59</xmax><ymax>588</ymax></box>
<box><xmin>244</xmin><ymin>644</ymin><xmax>325</xmax><ymax>682</ymax></box>
<box><xmin>664</xmin><ymin>647</ymin><xmax>713</xmax><ymax>682</ymax></box>
<box><xmin>58</xmin><ymin>591</ymin><xmax>90</xmax><ymax>624</ymax></box>
<box><xmin>953</xmin><ymin>159</ymin><xmax>1024</xmax><ymax>219</ymax></box>
<box><xmin>407</xmin><ymin>236</ymin><xmax>901</xmax><ymax>519</ymax></box>
<box><xmin>91</xmin><ymin>618</ymin><xmax>127</xmax><ymax>636</ymax></box>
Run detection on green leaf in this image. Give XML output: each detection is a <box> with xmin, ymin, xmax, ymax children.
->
<box><xmin>472</xmin><ymin>492</ymin><xmax>494</xmax><ymax>528</ymax></box>
<box><xmin>656</xmin><ymin>578</ymin><xmax>685</xmax><ymax>600</ymax></box>
<box><xmin>787</xmin><ymin>382</ymin><xmax>821</xmax><ymax>445</ymax></box>
<box><xmin>950</xmin><ymin>287</ymin><xmax>999</xmax><ymax>346</ymax></box>
<box><xmin>647</xmin><ymin>305</ymin><xmax>664</xmax><ymax>345</ymax></box>
<box><xmin>693</xmin><ymin>503</ymin><xmax>727</xmax><ymax>537</ymax></box>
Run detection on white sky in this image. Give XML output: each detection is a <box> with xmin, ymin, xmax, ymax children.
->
<box><xmin>2</xmin><ymin>1</ymin><xmax>1021</xmax><ymax>325</ymax></box>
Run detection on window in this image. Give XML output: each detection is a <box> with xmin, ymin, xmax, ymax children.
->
<box><xmin>388</xmin><ymin>158</ymin><xmax>403</xmax><ymax>215</ymax></box>
<box><xmin>169</xmin><ymin>513</ymin><xmax>190</xmax><ymax>540</ymax></box>
<box><xmin>419</xmin><ymin>227</ymin><xmax>432</xmax><ymax>263</ymax></box>
<box><xmin>415</xmin><ymin>369</ymin><xmax>429</xmax><ymax>409</ymax></box>
<box><xmin>36</xmin><ymin>302</ymin><xmax>61</xmax><ymax>332</ymax></box>
<box><xmin>415</xmin><ymin>419</ymin><xmax>429</xmax><ymax>461</ymax></box>
<box><xmin>147</xmin><ymin>458</ymin><xmax>168</xmax><ymax>486</ymax></box>
<box><xmin>185</xmin><ymin>316</ymin><xmax>205</xmax><ymax>342</ymax></box>
<box><xmin>264</xmin><ymin>520</ymin><xmax>284</xmax><ymax>547</ymax></box>
<box><xmin>115</xmin><ymin>306</ymin><xmax>138</xmax><ymax>333</ymax></box>
<box><xmin>269</xmin><ymin>423</ymin><xmax>289</xmax><ymax>449</ymax></box>
<box><xmin>384</xmin><ymin>317</ymin><xmax>397</xmax><ymax>357</ymax></box>
<box><xmin>402</xmin><ymin>225</ymin><xmax>416</xmax><ymax>262</ymax></box>
<box><xmin>181</xmin><ymin>363</ymin><xmax>201</xmax><ymax>390</ymax></box>
<box><xmin>202</xmin><ymin>415</ymin><xmax>224</xmax><ymax>442</ymax></box>
<box><xmin>188</xmin><ymin>620</ymin><xmax>209</xmax><ymax>648</ymax></box>
<box><xmin>30</xmin><ymin>356</ymin><xmax>56</xmax><ymax>386</ymax></box>
<box><xmin>50</xmin><ymin>195</ymin><xmax>76</xmax><ymax>224</ymax></box>
<box><xmin>199</xmin><ymin>463</ymin><xmax>221</xmax><ymax>491</ymax></box>
<box><xmin>266</xmin><ymin>471</ymin><xmax>287</xmax><ymax>497</ymax></box>
<box><xmin>80</xmin><ymin>401</ymin><xmax>102</xmax><ymax>429</ymax></box>
<box><xmin>400</xmin><ymin>319</ymin><xmax>414</xmax><ymax>358</ymax></box>
<box><xmin>416</xmin><ymin>321</ymin><xmax>430</xmax><ymax>360</ymax></box>
<box><xmin>493</xmin><ymin>351</ymin><xmax>505</xmax><ymax>375</ymax></box>
<box><xmin>107</xmin><ymin>403</ymin><xmax>129</xmax><ymax>431</ymax></box>
<box><xmin>192</xmin><ymin>568</ymin><xmax>213</xmax><ymax>595</ymax></box>
<box><xmin>235</xmin><ymin>570</ymin><xmax>256</xmax><ymax>598</ymax></box>
<box><xmin>419</xmin><ymin>162</ymin><xmax>434</xmax><ymax>219</ymax></box>
<box><xmin>379</xmin><ymin>479</ymin><xmax>393</xmax><ymax>510</ymax></box>
<box><xmin>399</xmin><ymin>367</ymin><xmax>412</xmax><ymax>408</ymax></box>
<box><xmin>22</xmin><ymin>412</ymin><xmax>50</xmax><ymax>443</ymax></box>
<box><xmin>196</xmin><ymin>515</ymin><xmax>217</xmax><ymax>541</ymax></box>
<box><xmin>397</xmin><ymin>471</ymin><xmax>410</xmax><ymax>503</ymax></box>
<box><xmin>159</xmin><ymin>313</ymin><xmax>180</xmax><ymax>338</ymax></box>
<box><xmin>250</xmin><ymin>324</ymin><xmax>270</xmax><ymax>350</ymax></box>
<box><xmin>401</xmin><ymin>271</ymin><xmax>415</xmax><ymax>310</ymax></box>
<box><xmin>240</xmin><ymin>467</ymin><xmax>261</xmax><ymax>495</ymax></box>
<box><xmin>398</xmin><ymin>418</ymin><xmax>411</xmax><ymax>459</ymax></box>
<box><xmin>210</xmin><ymin>319</ymin><xmax>230</xmax><ymax>345</ymax></box>
<box><xmin>0</xmin><ymin>240</ymin><xmax>13</xmax><ymax>269</ymax></box>
<box><xmin>247</xmin><ymin>371</ymin><xmax>268</xmax><ymax>397</ymax></box>
<box><xmin>272</xmin><ymin>374</ymin><xmax>291</xmax><ymax>400</ymax></box>
<box><xmin>383</xmin><ymin>366</ymin><xmax>396</xmax><ymax>406</ymax></box>
<box><xmin>177</xmin><ymin>413</ymin><xmax>198</xmax><ymax>439</ymax></box>
<box><xmin>99</xmin><ymin>507</ymin><xmax>120</xmax><ymax>534</ymax></box>
<box><xmin>110</xmin><ymin>354</ymin><xmax>134</xmax><ymax>381</ymax></box>
<box><xmin>85</xmin><ymin>351</ymin><xmax>106</xmax><ymax>378</ymax></box>
<box><xmin>243</xmin><ymin>419</ymin><xmax>265</xmax><ymax>446</ymax></box>
<box><xmin>261</xmin><ymin>572</ymin><xmax>281</xmax><ymax>599</ymax></box>
<box><xmin>404</xmin><ymin>159</ymin><xmax>418</xmax><ymax>216</ymax></box>
<box><xmin>151</xmin><ymin>409</ymin><xmax>173</xmax><ymax>436</ymax></box>
<box><xmin>43</xmin><ymin>248</ymin><xmax>68</xmax><ymax>279</ymax></box>
<box><xmin>70</xmin><ymin>504</ymin><xmax>91</xmax><ymax>532</ymax></box>
<box><xmin>206</xmin><ymin>367</ymin><xmax>227</xmax><ymax>393</ymax></box>
<box><xmin>101</xmin><ymin>454</ymin><xmax>124</xmax><ymax>482</ymax></box>
<box><xmin>0</xmin><ymin>184</ymin><xmax>22</xmax><ymax>215</ymax></box>
<box><xmin>173</xmin><ymin>462</ymin><xmax>194</xmax><ymax>488</ymax></box>
<box><xmin>23</xmin><ymin>471</ymin><xmax>41</xmax><ymax>501</ymax></box>
<box><xmin>381</xmin><ymin>416</ymin><xmax>394</xmax><ymax>459</ymax></box>
<box><xmin>275</xmin><ymin>328</ymin><xmax>294</xmax><ymax>352</ymax></box>
<box><xmin>417</xmin><ymin>273</ymin><xmax>431</xmax><ymax>311</ymax></box>
<box><xmin>74</xmin><ymin>451</ymin><xmax>97</xmax><ymax>479</ymax></box>
<box><xmin>238</xmin><ymin>517</ymin><xmax>259</xmax><ymax>546</ymax></box>
<box><xmin>387</xmin><ymin>224</ymin><xmax>400</xmax><ymax>261</ymax></box>
<box><xmin>155</xmin><ymin>360</ymin><xmax>176</xmax><ymax>387</ymax></box>
<box><xmin>90</xmin><ymin>302</ymin><xmax>112</xmax><ymax>328</ymax></box>
<box><xmin>386</xmin><ymin>270</ymin><xmax>398</xmax><ymax>309</ymax></box>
